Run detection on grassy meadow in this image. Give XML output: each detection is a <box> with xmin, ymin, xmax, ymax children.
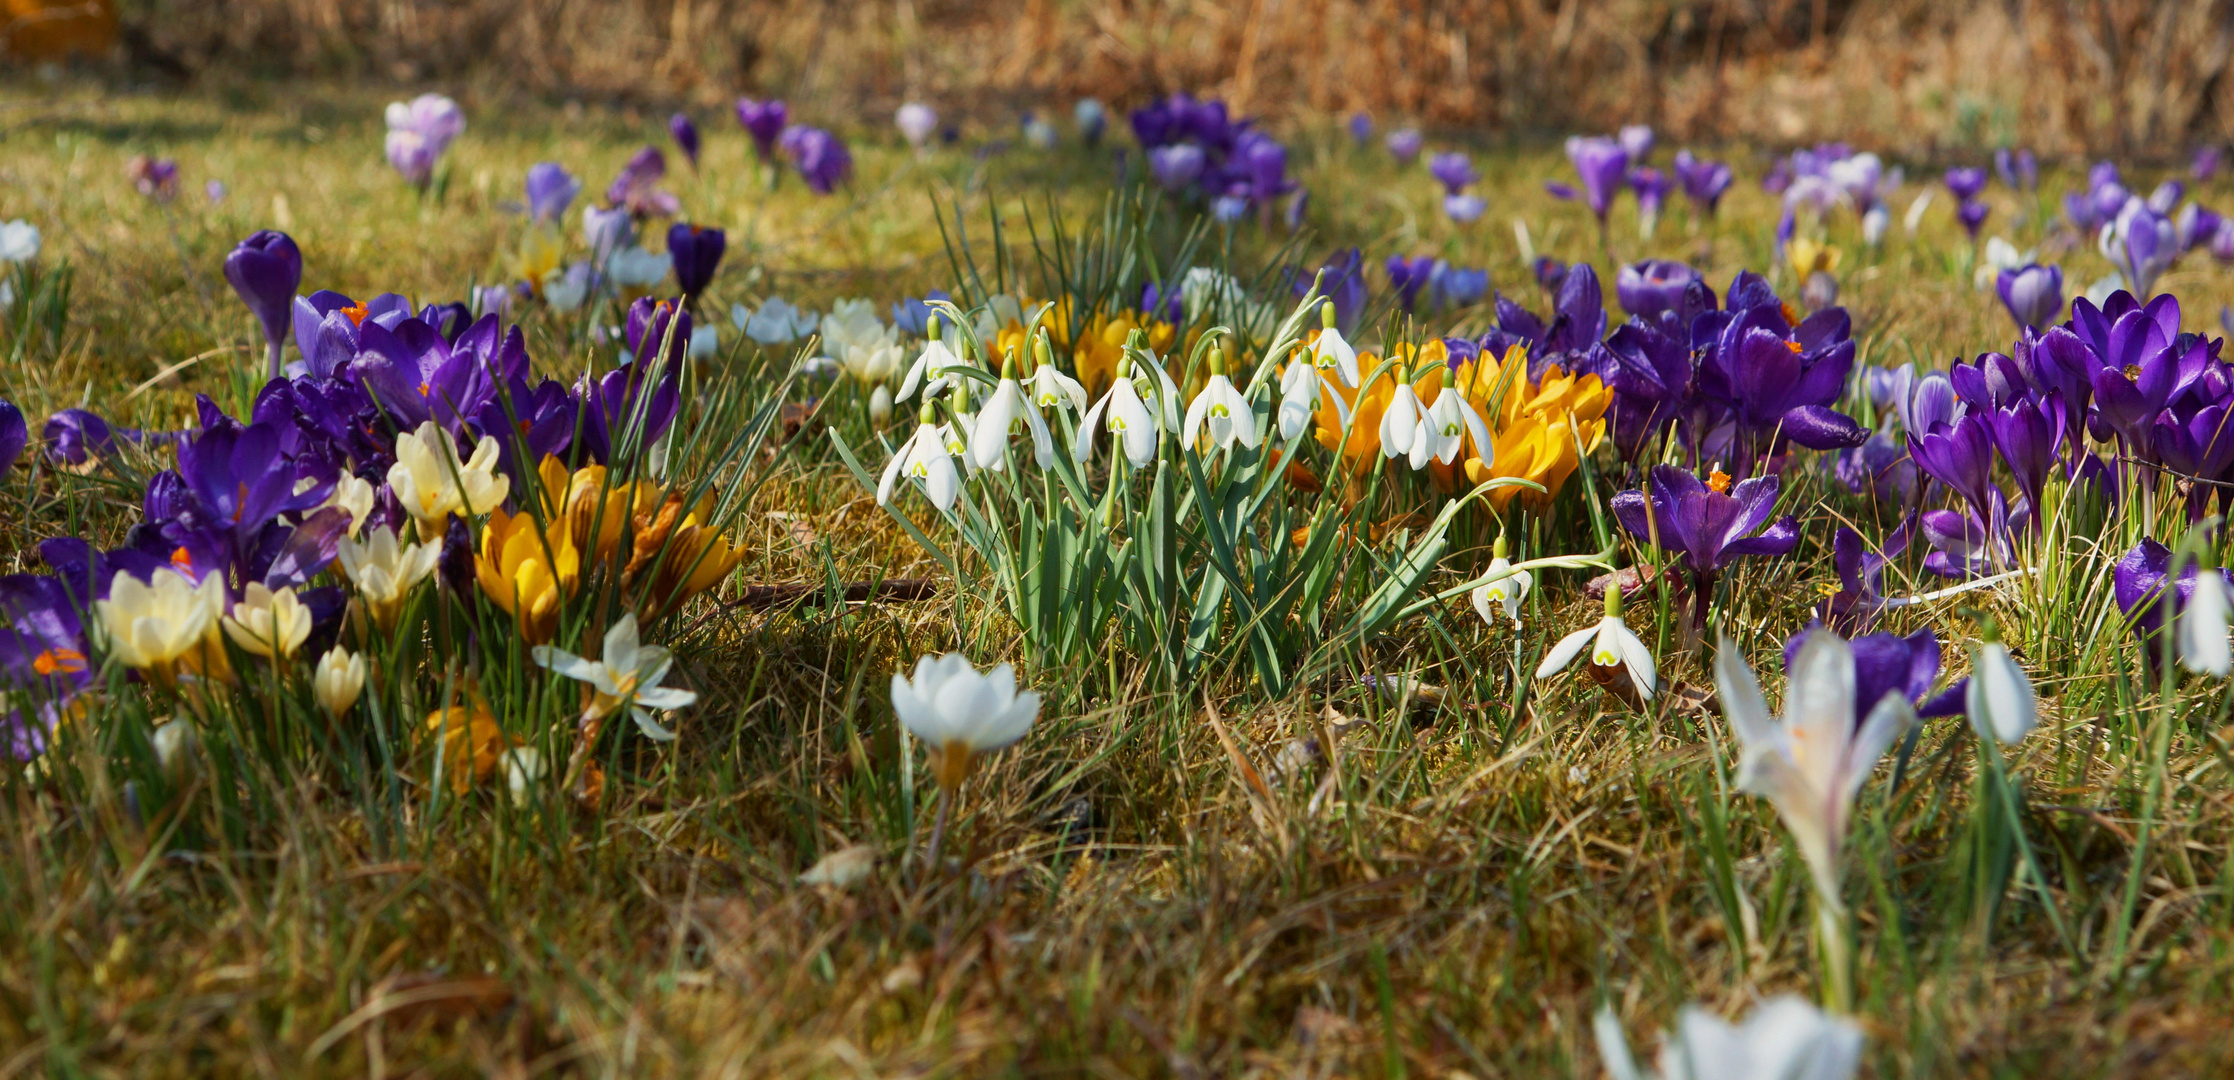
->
<box><xmin>7</xmin><ymin>75</ymin><xmax>2234</xmax><ymax>1077</ymax></box>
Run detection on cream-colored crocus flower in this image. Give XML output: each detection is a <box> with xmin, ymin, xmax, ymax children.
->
<box><xmin>387</xmin><ymin>421</ymin><xmax>510</xmax><ymax>537</ymax></box>
<box><xmin>323</xmin><ymin>473</ymin><xmax>378</xmax><ymax>536</ymax></box>
<box><xmin>336</xmin><ymin>525</ymin><xmax>443</xmax><ymax>629</ymax></box>
<box><xmin>97</xmin><ymin>568</ymin><xmax>227</xmax><ymax>686</ymax></box>
<box><xmin>313</xmin><ymin>646</ymin><xmax>367</xmax><ymax>716</ymax></box>
<box><xmin>221</xmin><ymin>582</ymin><xmax>312</xmax><ymax>660</ymax></box>
<box><xmin>530</xmin><ymin>614</ymin><xmax>696</xmax><ymax>741</ymax></box>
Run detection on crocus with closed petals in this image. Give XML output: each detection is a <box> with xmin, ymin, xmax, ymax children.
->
<box><xmin>532</xmin><ymin>613</ymin><xmax>697</xmax><ymax>740</ymax></box>
<box><xmin>314</xmin><ymin>646</ymin><xmax>365</xmax><ymax>716</ymax></box>
<box><xmin>668</xmin><ymin>113</ymin><xmax>700</xmax><ymax>169</ymax></box>
<box><xmin>223</xmin><ymin>230</ymin><xmax>303</xmax><ymax>379</ymax></box>
<box><xmin>1536</xmin><ymin>585</ymin><xmax>1656</xmax><ymax>700</ymax></box>
<box><xmin>1968</xmin><ymin>635</ymin><xmax>2038</xmax><ymax>744</ymax></box>
<box><xmin>1672</xmin><ymin>150</ymin><xmax>1732</xmax><ymax>216</ymax></box>
<box><xmin>1996</xmin><ymin>263</ymin><xmax>2063</xmax><ymax>330</ymax></box>
<box><xmin>337</xmin><ymin>525</ymin><xmax>442</xmax><ymax>629</ymax></box>
<box><xmin>221</xmin><ymin>582</ymin><xmax>312</xmax><ymax>660</ymax></box>
<box><xmin>1443</xmin><ymin>194</ymin><xmax>1486</xmax><ymax>223</ymax></box>
<box><xmin>1562</xmin><ymin>136</ymin><xmax>1629</xmax><ymax>223</ymax></box>
<box><xmin>1384</xmin><ymin>128</ymin><xmax>1422</xmax><ymax>165</ymax></box>
<box><xmin>1595</xmin><ymin>996</ymin><xmax>1863</xmax><ymax>1080</ymax></box>
<box><xmin>780</xmin><ymin>126</ymin><xmax>853</xmax><ymax>194</ymax></box>
<box><xmin>1469</xmin><ymin>533</ymin><xmax>1532</xmax><ymax>629</ymax></box>
<box><xmin>890</xmin><ymin>652</ymin><xmax>1041</xmax><ymax>791</ymax></box>
<box><xmin>735</xmin><ymin>98</ymin><xmax>788</xmax><ymax>161</ymax></box>
<box><xmin>1149</xmin><ymin>144</ymin><xmax>1206</xmax><ymax>192</ymax></box>
<box><xmin>0</xmin><ymin>399</ymin><xmax>23</xmax><ymax>482</ymax></box>
<box><xmin>1945</xmin><ymin>166</ymin><xmax>1988</xmax><ymax>202</ymax></box>
<box><xmin>1956</xmin><ymin>198</ymin><xmax>1990</xmax><ymax>239</ymax></box>
<box><xmin>1428</xmin><ymin>152</ymin><xmax>1478</xmax><ymax>196</ymax></box>
<box><xmin>667</xmin><ymin>223</ymin><xmax>725</xmax><ymax>302</ymax></box>
<box><xmin>1614</xmin><ymin>260</ymin><xmax>1698</xmax><ymax>322</ymax></box>
<box><xmin>895</xmin><ymin>103</ymin><xmax>937</xmax><ymax>151</ymax></box>
<box><xmin>525</xmin><ymin>162</ymin><xmax>580</xmax><ymax>225</ymax></box>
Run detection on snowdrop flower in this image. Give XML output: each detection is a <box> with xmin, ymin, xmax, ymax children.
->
<box><xmin>532</xmin><ymin>613</ymin><xmax>697</xmax><ymax>741</ymax></box>
<box><xmin>387</xmin><ymin>421</ymin><xmax>510</xmax><ymax>536</ymax></box>
<box><xmin>1028</xmin><ymin>359</ymin><xmax>1089</xmax><ymax>412</ymax></box>
<box><xmin>1077</xmin><ymin>355</ymin><xmax>1162</xmax><ymax>467</ymax></box>
<box><xmin>1536</xmin><ymin>584</ymin><xmax>1656</xmax><ymax>699</ymax></box>
<box><xmin>1968</xmin><ymin>635</ymin><xmax>2038</xmax><ymax>744</ymax></box>
<box><xmin>337</xmin><ymin>525</ymin><xmax>443</xmax><ymax>629</ymax></box>
<box><xmin>878</xmin><ymin>401</ymin><xmax>964</xmax><ymax>510</ymax></box>
<box><xmin>1409</xmin><ymin>379</ymin><xmax>1491</xmax><ymax>468</ymax></box>
<box><xmin>1278</xmin><ymin>358</ymin><xmax>1348</xmax><ymax>441</ymax></box>
<box><xmin>971</xmin><ymin>351</ymin><xmax>1055</xmax><ymax>469</ymax></box>
<box><xmin>314</xmin><ymin>646</ymin><xmax>366</xmax><ymax>717</ymax></box>
<box><xmin>1595</xmin><ymin>995</ymin><xmax>1862</xmax><ymax>1080</ymax></box>
<box><xmin>1716</xmin><ymin>628</ymin><xmax>1915</xmax><ymax>909</ymax></box>
<box><xmin>2181</xmin><ymin>568</ymin><xmax>2234</xmax><ymax>676</ymax></box>
<box><xmin>1180</xmin><ymin>348</ymin><xmax>1259</xmax><ymax>452</ymax></box>
<box><xmin>1308</xmin><ymin>301</ymin><xmax>1360</xmax><ymax>386</ymax></box>
<box><xmin>896</xmin><ymin>316</ymin><xmax>965</xmax><ymax>402</ymax></box>
<box><xmin>221</xmin><ymin>583</ymin><xmax>312</xmax><ymax>660</ymax></box>
<box><xmin>890</xmin><ymin>652</ymin><xmax>1041</xmax><ymax>791</ymax></box>
<box><xmin>1469</xmin><ymin>533</ymin><xmax>1532</xmax><ymax>629</ymax></box>
<box><xmin>96</xmin><ymin>568</ymin><xmax>226</xmax><ymax>684</ymax></box>
<box><xmin>0</xmin><ymin>220</ymin><xmax>39</xmax><ymax>263</ymax></box>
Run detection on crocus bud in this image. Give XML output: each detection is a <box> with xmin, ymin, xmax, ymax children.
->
<box><xmin>315</xmin><ymin>646</ymin><xmax>367</xmax><ymax>717</ymax></box>
<box><xmin>869</xmin><ymin>384</ymin><xmax>894</xmax><ymax>426</ymax></box>
<box><xmin>223</xmin><ymin>230</ymin><xmax>304</xmax><ymax>380</ymax></box>
<box><xmin>0</xmin><ymin>399</ymin><xmax>26</xmax><ymax>483</ymax></box>
<box><xmin>667</xmin><ymin>222</ymin><xmax>726</xmax><ymax>301</ymax></box>
<box><xmin>896</xmin><ymin>102</ymin><xmax>938</xmax><ymax>151</ymax></box>
<box><xmin>669</xmin><ymin>113</ymin><xmax>701</xmax><ymax>169</ymax></box>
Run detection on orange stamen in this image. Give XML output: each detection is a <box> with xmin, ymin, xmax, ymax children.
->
<box><xmin>1707</xmin><ymin>468</ymin><xmax>1732</xmax><ymax>494</ymax></box>
<box><xmin>342</xmin><ymin>301</ymin><xmax>370</xmax><ymax>326</ymax></box>
<box><xmin>33</xmin><ymin>649</ymin><xmax>87</xmax><ymax>676</ymax></box>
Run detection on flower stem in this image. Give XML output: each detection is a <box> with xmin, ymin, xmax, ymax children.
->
<box><xmin>922</xmin><ymin>785</ymin><xmax>954</xmax><ymax>876</ymax></box>
<box><xmin>1816</xmin><ymin>897</ymin><xmax>1852</xmax><ymax>1014</ymax></box>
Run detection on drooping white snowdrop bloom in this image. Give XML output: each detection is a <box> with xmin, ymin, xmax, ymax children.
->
<box><xmin>1536</xmin><ymin>583</ymin><xmax>1656</xmax><ymax>699</ymax></box>
<box><xmin>1308</xmin><ymin>300</ymin><xmax>1359</xmax><ymax>387</ymax></box>
<box><xmin>1180</xmin><ymin>348</ymin><xmax>1259</xmax><ymax>452</ymax></box>
<box><xmin>877</xmin><ymin>402</ymin><xmax>964</xmax><ymax>511</ymax></box>
<box><xmin>1469</xmin><ymin>533</ymin><xmax>1532</xmax><ymax>629</ymax></box>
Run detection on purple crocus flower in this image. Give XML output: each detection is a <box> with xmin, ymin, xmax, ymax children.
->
<box><xmin>1385</xmin><ymin>129</ymin><xmax>1423</xmax><ymax>166</ymax></box>
<box><xmin>351</xmin><ymin>312</ymin><xmax>527</xmax><ymax>431</ymax></box>
<box><xmin>667</xmin><ymin>223</ymin><xmax>726</xmax><ymax>302</ymax></box>
<box><xmin>736</xmin><ymin>99</ymin><xmax>789</xmax><ymax>161</ymax></box>
<box><xmin>1990</xmin><ymin>396</ymin><xmax>2065</xmax><ymax>512</ymax></box>
<box><xmin>382</xmin><ymin>95</ymin><xmax>464</xmax><ymax>188</ymax></box>
<box><xmin>607</xmin><ymin>147</ymin><xmax>680</xmax><ymax>218</ymax></box>
<box><xmin>669</xmin><ymin>113</ymin><xmax>701</xmax><ymax>169</ymax></box>
<box><xmin>1618</xmin><ymin>124</ymin><xmax>1654</xmax><ymax>163</ymax></box>
<box><xmin>1628</xmin><ymin>166</ymin><xmax>1672</xmax><ymax>222</ymax></box>
<box><xmin>1149</xmin><ymin>144</ymin><xmax>1207</xmax><ymax>192</ymax></box>
<box><xmin>1817</xmin><ymin>520</ymin><xmax>1909</xmax><ymax>635</ymax></box>
<box><xmin>1429</xmin><ymin>152</ymin><xmax>1478</xmax><ymax>196</ymax></box>
<box><xmin>1427</xmin><ymin>263</ymin><xmax>1489</xmax><ymax>309</ymax></box>
<box><xmin>2115</xmin><ymin>537</ymin><xmax>2234</xmax><ymax>665</ymax></box>
<box><xmin>1907</xmin><ymin>412</ymin><xmax>1997</xmax><ymax>519</ymax></box>
<box><xmin>1956</xmin><ymin>198</ymin><xmax>1989</xmax><ymax>239</ymax></box>
<box><xmin>2148</xmin><ymin>180</ymin><xmax>2186</xmax><ymax>215</ymax></box>
<box><xmin>891</xmin><ymin>290</ymin><xmax>950</xmax><ymax>336</ymax></box>
<box><xmin>1615</xmin><ymin>260</ymin><xmax>1698</xmax><ymax>322</ymax></box>
<box><xmin>1710</xmin><ymin>311</ymin><xmax>1869</xmax><ymax>468</ymax></box>
<box><xmin>2196</xmin><ymin>146</ymin><xmax>2224</xmax><ymax>181</ymax></box>
<box><xmin>572</xmin><ymin>356</ymin><xmax>681</xmax><ymax>465</ymax></box>
<box><xmin>1289</xmin><ymin>249</ymin><xmax>1366</xmax><ymax>333</ymax></box>
<box><xmin>1443</xmin><ymin>194</ymin><xmax>1486</xmax><ymax>223</ymax></box>
<box><xmin>1386</xmin><ymin>255</ymin><xmax>1435</xmax><ymax>312</ymax></box>
<box><xmin>1533</xmin><ymin>256</ymin><xmax>1567</xmax><ymax>294</ymax></box>
<box><xmin>2110</xmin><ymin>200</ymin><xmax>2180</xmax><ymax>297</ymax></box>
<box><xmin>1944</xmin><ymin>167</ymin><xmax>1988</xmax><ymax>202</ymax></box>
<box><xmin>127</xmin><ymin>156</ymin><xmax>179</xmax><ymax>202</ymax></box>
<box><xmin>779</xmin><ymin>126</ymin><xmax>854</xmax><ymax>195</ymax></box>
<box><xmin>475</xmin><ymin>377</ymin><xmax>579</xmax><ymax>483</ymax></box>
<box><xmin>626</xmin><ymin>296</ymin><xmax>693</xmax><ymax>369</ymax></box>
<box><xmin>1835</xmin><ymin>432</ymin><xmax>1916</xmax><ymax>506</ymax></box>
<box><xmin>0</xmin><ymin>400</ymin><xmax>24</xmax><ymax>482</ymax></box>
<box><xmin>42</xmin><ymin>409</ymin><xmax>118</xmax><ymax>466</ymax></box>
<box><xmin>1347</xmin><ymin>113</ymin><xmax>1372</xmax><ymax>145</ymax></box>
<box><xmin>525</xmin><ymin>162</ymin><xmax>581</xmax><ymax>226</ymax></box>
<box><xmin>1563</xmin><ymin>135</ymin><xmax>1630</xmax><ymax>224</ymax></box>
<box><xmin>1996</xmin><ymin>263</ymin><xmax>2063</xmax><ymax>331</ymax></box>
<box><xmin>1673</xmin><ymin>150</ymin><xmax>1733</xmax><ymax>216</ymax></box>
<box><xmin>1611</xmin><ymin>464</ymin><xmax>1800</xmax><ymax>626</ymax></box>
<box><xmin>222</xmin><ymin>230</ymin><xmax>304</xmax><ymax>380</ymax></box>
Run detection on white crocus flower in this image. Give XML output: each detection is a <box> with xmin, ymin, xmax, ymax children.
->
<box><xmin>0</xmin><ymin>220</ymin><xmax>41</xmax><ymax>263</ymax></box>
<box><xmin>877</xmin><ymin>409</ymin><xmax>963</xmax><ymax>510</ymax></box>
<box><xmin>1409</xmin><ymin>384</ymin><xmax>1491</xmax><ymax>469</ymax></box>
<box><xmin>1180</xmin><ymin>353</ymin><xmax>1258</xmax><ymax>452</ymax></box>
<box><xmin>336</xmin><ymin>525</ymin><xmax>443</xmax><ymax>629</ymax></box>
<box><xmin>531</xmin><ymin>613</ymin><xmax>698</xmax><ymax>741</ymax></box>
<box><xmin>96</xmin><ymin>568</ymin><xmax>226</xmax><ymax>678</ymax></box>
<box><xmin>1468</xmin><ymin>535</ymin><xmax>1532</xmax><ymax>629</ymax></box>
<box><xmin>387</xmin><ymin>421</ymin><xmax>510</xmax><ymax>536</ymax></box>
<box><xmin>2179</xmin><ymin>572</ymin><xmax>2234</xmax><ymax>677</ymax></box>
<box><xmin>314</xmin><ymin>646</ymin><xmax>367</xmax><ymax>717</ymax></box>
<box><xmin>1968</xmin><ymin>638</ymin><xmax>2038</xmax><ymax>743</ymax></box>
<box><xmin>221</xmin><ymin>582</ymin><xmax>313</xmax><ymax>660</ymax></box>
<box><xmin>890</xmin><ymin>652</ymin><xmax>1041</xmax><ymax>791</ymax></box>
<box><xmin>1535</xmin><ymin>585</ymin><xmax>1656</xmax><ymax>699</ymax></box>
<box><xmin>1308</xmin><ymin>301</ymin><xmax>1360</xmax><ymax>387</ymax></box>
<box><xmin>1716</xmin><ymin>629</ymin><xmax>1914</xmax><ymax>909</ymax></box>
<box><xmin>1596</xmin><ymin>996</ymin><xmax>1863</xmax><ymax>1080</ymax></box>
<box><xmin>970</xmin><ymin>369</ymin><xmax>1054</xmax><ymax>470</ymax></box>
<box><xmin>1077</xmin><ymin>363</ymin><xmax>1161</xmax><ymax>467</ymax></box>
